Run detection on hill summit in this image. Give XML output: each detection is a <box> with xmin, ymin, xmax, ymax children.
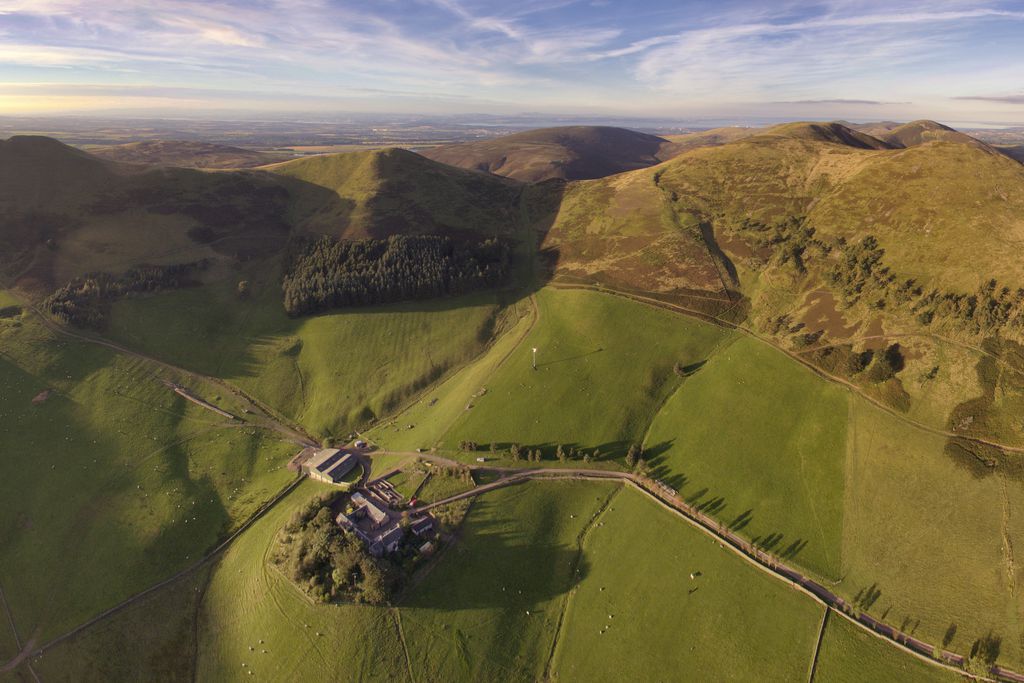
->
<box><xmin>422</xmin><ymin>125</ymin><xmax>679</xmax><ymax>182</ymax></box>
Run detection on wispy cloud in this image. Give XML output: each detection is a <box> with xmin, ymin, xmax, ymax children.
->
<box><xmin>953</xmin><ymin>94</ymin><xmax>1024</xmax><ymax>105</ymax></box>
<box><xmin>0</xmin><ymin>0</ymin><xmax>1021</xmax><ymax>119</ymax></box>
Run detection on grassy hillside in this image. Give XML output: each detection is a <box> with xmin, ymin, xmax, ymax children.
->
<box><xmin>29</xmin><ymin>568</ymin><xmax>212</xmax><ymax>682</ymax></box>
<box><xmin>0</xmin><ymin>295</ymin><xmax>296</xmax><ymax>643</ymax></box>
<box><xmin>546</xmin><ymin>120</ymin><xmax>1024</xmax><ymax>297</ymax></box>
<box><xmin>645</xmin><ymin>334</ymin><xmax>849</xmax><ymax>579</ymax></box>
<box><xmin>421</xmin><ymin>287</ymin><xmax>731</xmax><ymax>461</ymax></box>
<box><xmin>89</xmin><ymin>140</ymin><xmax>285</xmax><ymax>169</ymax></box>
<box><xmin>269</xmin><ymin>147</ymin><xmax>522</xmax><ymax>239</ymax></box>
<box><xmin>105</xmin><ymin>265</ymin><xmax>514</xmax><ymax>439</ymax></box>
<box><xmin>422</xmin><ymin>125</ymin><xmax>678</xmax><ymax>183</ymax></box>
<box><xmin>362</xmin><ymin>283</ymin><xmax>1024</xmax><ymax>669</ymax></box>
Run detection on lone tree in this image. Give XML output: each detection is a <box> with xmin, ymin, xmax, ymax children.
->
<box><xmin>626</xmin><ymin>443</ymin><xmax>641</xmax><ymax>468</ymax></box>
<box><xmin>634</xmin><ymin>458</ymin><xmax>650</xmax><ymax>477</ymax></box>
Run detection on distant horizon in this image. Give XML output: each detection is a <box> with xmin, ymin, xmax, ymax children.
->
<box><xmin>0</xmin><ymin>110</ymin><xmax>1021</xmax><ymax>134</ymax></box>
<box><xmin>1</xmin><ymin>1</ymin><xmax>1022</xmax><ymax>123</ymax></box>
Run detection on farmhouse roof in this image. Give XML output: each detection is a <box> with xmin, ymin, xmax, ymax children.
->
<box><xmin>410</xmin><ymin>516</ymin><xmax>435</xmax><ymax>536</ymax></box>
<box><xmin>351</xmin><ymin>491</ymin><xmax>388</xmax><ymax>525</ymax></box>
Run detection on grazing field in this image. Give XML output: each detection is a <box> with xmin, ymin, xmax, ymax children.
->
<box><xmin>367</xmin><ymin>452</ymin><xmax>414</xmax><ymax>478</ymax></box>
<box><xmin>30</xmin><ymin>567</ymin><xmax>212</xmax><ymax>682</ymax></box>
<box><xmin>434</xmin><ymin>288</ymin><xmax>731</xmax><ymax>462</ymax></box>
<box><xmin>552</xmin><ymin>485</ymin><xmax>826</xmax><ymax>682</ymax></box>
<box><xmin>106</xmin><ymin>267</ymin><xmax>510</xmax><ymax>439</ymax></box>
<box><xmin>9</xmin><ymin>475</ymin><xmax>960</xmax><ymax>681</ymax></box>
<box><xmin>644</xmin><ymin>334</ymin><xmax>849</xmax><ymax>580</ymax></box>
<box><xmin>0</xmin><ymin>304</ymin><xmax>296</xmax><ymax>643</ymax></box>
<box><xmin>366</xmin><ymin>297</ymin><xmax>535</xmax><ymax>453</ymax></box>
<box><xmin>812</xmin><ymin>612</ymin><xmax>959</xmax><ymax>683</ymax></box>
<box><xmin>414</xmin><ymin>467</ymin><xmax>476</xmax><ymax>504</ymax></box>
<box><xmin>385</xmin><ymin>467</ymin><xmax>428</xmax><ymax>500</ymax></box>
<box><xmin>835</xmin><ymin>400</ymin><xmax>1024</xmax><ymax>668</ymax></box>
<box><xmin>195</xmin><ymin>481</ymin><xmax>408</xmax><ymax>682</ymax></box>
<box><xmin>399</xmin><ymin>480</ymin><xmax>618</xmax><ymax>682</ymax></box>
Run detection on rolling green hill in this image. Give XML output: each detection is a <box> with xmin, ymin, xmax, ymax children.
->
<box><xmin>7</xmin><ymin>119</ymin><xmax>1024</xmax><ymax>681</ymax></box>
<box><xmin>421</xmin><ymin>125</ymin><xmax>680</xmax><ymax>182</ymax></box>
<box><xmin>269</xmin><ymin>147</ymin><xmax>523</xmax><ymax>238</ymax></box>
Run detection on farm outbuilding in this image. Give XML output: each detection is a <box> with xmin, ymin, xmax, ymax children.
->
<box><xmin>302</xmin><ymin>448</ymin><xmax>358</xmax><ymax>485</ymax></box>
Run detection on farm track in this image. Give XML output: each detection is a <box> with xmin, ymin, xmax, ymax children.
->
<box><xmin>9</xmin><ymin>292</ymin><xmax>318</xmax><ymax>448</ymax></box>
<box><xmin>549</xmin><ymin>281</ymin><xmax>1024</xmax><ymax>456</ymax></box>
<box><xmin>6</xmin><ymin>475</ymin><xmax>305</xmax><ymax>666</ymax></box>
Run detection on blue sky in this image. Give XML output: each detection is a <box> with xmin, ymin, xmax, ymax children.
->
<box><xmin>0</xmin><ymin>0</ymin><xmax>1022</xmax><ymax>123</ymax></box>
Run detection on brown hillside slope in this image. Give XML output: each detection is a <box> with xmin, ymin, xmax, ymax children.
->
<box><xmin>422</xmin><ymin>125</ymin><xmax>677</xmax><ymax>182</ymax></box>
<box><xmin>874</xmin><ymin>120</ymin><xmax>992</xmax><ymax>150</ymax></box>
<box><xmin>659</xmin><ymin>126</ymin><xmax>761</xmax><ymax>155</ymax></box>
<box><xmin>542</xmin><ymin>120</ymin><xmax>1024</xmax><ymax>303</ymax></box>
<box><xmin>90</xmin><ymin>140</ymin><xmax>281</xmax><ymax>169</ymax></box>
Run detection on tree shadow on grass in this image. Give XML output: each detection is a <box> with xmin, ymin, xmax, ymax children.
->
<box><xmin>398</xmin><ymin>494</ymin><xmax>591</xmax><ymax>611</ymax></box>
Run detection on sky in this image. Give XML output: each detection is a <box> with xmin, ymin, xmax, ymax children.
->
<box><xmin>0</xmin><ymin>0</ymin><xmax>1022</xmax><ymax>124</ymax></box>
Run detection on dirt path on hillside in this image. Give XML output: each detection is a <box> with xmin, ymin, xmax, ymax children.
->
<box><xmin>550</xmin><ymin>281</ymin><xmax>1024</xmax><ymax>456</ymax></box>
<box><xmin>1</xmin><ymin>475</ymin><xmax>305</xmax><ymax>667</ymax></box>
<box><xmin>8</xmin><ymin>291</ymin><xmax>317</xmax><ymax>448</ymax></box>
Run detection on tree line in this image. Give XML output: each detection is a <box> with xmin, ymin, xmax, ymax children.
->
<box><xmin>282</xmin><ymin>234</ymin><xmax>512</xmax><ymax>317</ymax></box>
<box><xmin>42</xmin><ymin>261</ymin><xmax>208</xmax><ymax>328</ymax></box>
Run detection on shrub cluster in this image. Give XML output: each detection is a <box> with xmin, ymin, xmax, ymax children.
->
<box><xmin>43</xmin><ymin>261</ymin><xmax>208</xmax><ymax>328</ymax></box>
<box><xmin>736</xmin><ymin>217</ymin><xmax>1024</xmax><ymax>337</ymax></box>
<box><xmin>281</xmin><ymin>234</ymin><xmax>511</xmax><ymax>316</ymax></box>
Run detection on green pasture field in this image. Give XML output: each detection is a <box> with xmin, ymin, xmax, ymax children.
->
<box><xmin>0</xmin><ymin>304</ymin><xmax>296</xmax><ymax>643</ymax></box>
<box><xmin>366</xmin><ymin>452</ymin><xmax>414</xmax><ymax>478</ymax></box>
<box><xmin>414</xmin><ymin>468</ymin><xmax>476</xmax><ymax>504</ymax></box>
<box><xmin>106</xmin><ymin>265</ymin><xmax>509</xmax><ymax>439</ymax></box>
<box><xmin>429</xmin><ymin>287</ymin><xmax>731</xmax><ymax>462</ymax></box>
<box><xmin>836</xmin><ymin>399</ymin><xmax>1024</xmax><ymax>667</ymax></box>
<box><xmin>399</xmin><ymin>479</ymin><xmax>618</xmax><ymax>681</ymax></box>
<box><xmin>551</xmin><ymin>485</ymin><xmax>826</xmax><ymax>682</ymax></box>
<box><xmin>28</xmin><ymin>567</ymin><xmax>212</xmax><ymax>682</ymax></box>
<box><xmin>366</xmin><ymin>295</ymin><xmax>534</xmax><ymax>453</ymax></box>
<box><xmin>812</xmin><ymin>611</ymin><xmax>959</xmax><ymax>682</ymax></box>
<box><xmin>644</xmin><ymin>334</ymin><xmax>848</xmax><ymax>580</ymax></box>
<box><xmin>195</xmin><ymin>481</ymin><xmax>407</xmax><ymax>682</ymax></box>
<box><xmin>17</xmin><ymin>476</ymin><xmax>964</xmax><ymax>682</ymax></box>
